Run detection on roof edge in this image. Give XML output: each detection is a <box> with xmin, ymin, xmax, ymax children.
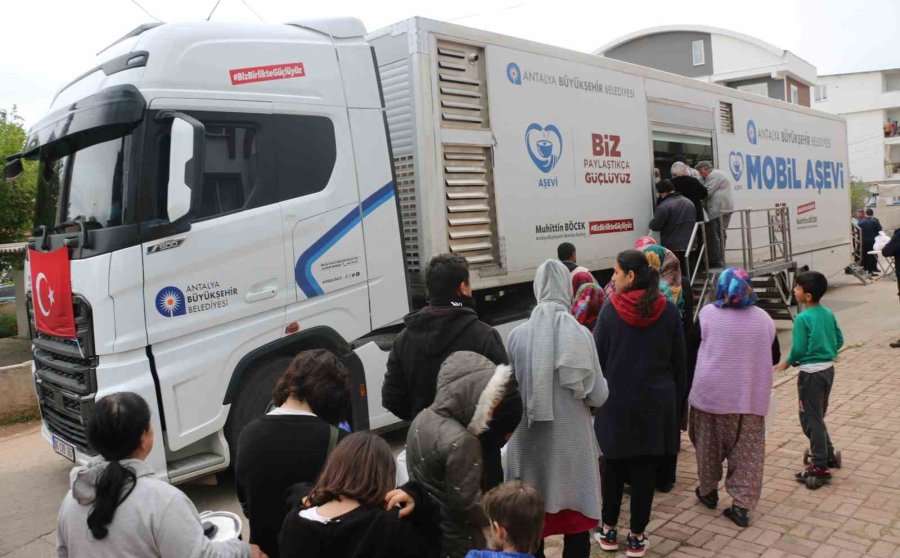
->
<box><xmin>595</xmin><ymin>25</ymin><xmax>788</xmax><ymax>59</ymax></box>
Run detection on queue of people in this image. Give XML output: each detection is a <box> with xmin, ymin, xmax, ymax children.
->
<box><xmin>651</xmin><ymin>158</ymin><xmax>735</xmax><ymax>272</ymax></box>
<box><xmin>54</xmin><ymin>238</ymin><xmax>844</xmax><ymax>558</ymax></box>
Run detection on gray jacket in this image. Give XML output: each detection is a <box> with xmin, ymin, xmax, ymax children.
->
<box><xmin>703</xmin><ymin>169</ymin><xmax>735</xmax><ymax>220</ymax></box>
<box><xmin>406</xmin><ymin>351</ymin><xmax>512</xmax><ymax>558</ymax></box>
<box><xmin>57</xmin><ymin>458</ymin><xmax>249</xmax><ymax>558</ymax></box>
<box><xmin>649</xmin><ymin>193</ymin><xmax>696</xmax><ymax>251</ymax></box>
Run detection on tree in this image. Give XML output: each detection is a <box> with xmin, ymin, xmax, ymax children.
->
<box><xmin>850</xmin><ymin>178</ymin><xmax>870</xmax><ymax>214</ymax></box>
<box><xmin>0</xmin><ymin>107</ymin><xmax>37</xmax><ymax>270</ymax></box>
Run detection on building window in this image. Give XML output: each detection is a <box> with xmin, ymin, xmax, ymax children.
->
<box><xmin>884</xmin><ymin>71</ymin><xmax>900</xmax><ymax>92</ymax></box>
<box><xmin>692</xmin><ymin>40</ymin><xmax>705</xmax><ymax>66</ymax></box>
<box><xmin>735</xmin><ymin>82</ymin><xmax>768</xmax><ymax>97</ymax></box>
<box><xmin>814</xmin><ymin>85</ymin><xmax>828</xmax><ymax>101</ymax></box>
<box><xmin>790</xmin><ymin>84</ymin><xmax>800</xmax><ymax>104</ymax></box>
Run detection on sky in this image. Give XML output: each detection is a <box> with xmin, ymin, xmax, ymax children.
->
<box><xmin>2</xmin><ymin>0</ymin><xmax>899</xmax><ymax>127</ymax></box>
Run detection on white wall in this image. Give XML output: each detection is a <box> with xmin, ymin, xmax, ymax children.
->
<box><xmin>845</xmin><ymin>110</ymin><xmax>887</xmax><ymax>182</ymax></box>
<box><xmin>710</xmin><ymin>34</ymin><xmax>782</xmax><ymax>76</ymax></box>
<box><xmin>815</xmin><ymin>71</ymin><xmax>900</xmax><ymax>114</ymax></box>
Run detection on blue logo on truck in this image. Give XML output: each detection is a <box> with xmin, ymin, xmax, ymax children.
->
<box><xmin>729</xmin><ymin>151</ymin><xmax>744</xmax><ymax>181</ymax></box>
<box><xmin>507</xmin><ymin>63</ymin><xmax>522</xmax><ymax>85</ymax></box>
<box><xmin>526</xmin><ymin>123</ymin><xmax>563</xmax><ymax>174</ymax></box>
<box><xmin>747</xmin><ymin>120</ymin><xmax>758</xmax><ymax>145</ymax></box>
<box><xmin>155</xmin><ymin>286</ymin><xmax>186</xmax><ymax>317</ymax></box>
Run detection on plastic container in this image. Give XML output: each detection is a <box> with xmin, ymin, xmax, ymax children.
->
<box><xmin>199</xmin><ymin>511</ymin><xmax>243</xmax><ymax>541</ymax></box>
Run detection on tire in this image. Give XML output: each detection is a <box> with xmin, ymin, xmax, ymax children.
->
<box><xmin>224</xmin><ymin>355</ymin><xmax>293</xmax><ymax>472</ymax></box>
<box><xmin>805</xmin><ymin>475</ymin><xmax>820</xmax><ymax>490</ymax></box>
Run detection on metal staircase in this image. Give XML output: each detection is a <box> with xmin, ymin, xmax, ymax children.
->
<box><xmin>686</xmin><ymin>206</ymin><xmax>798</xmax><ymax>322</ymax></box>
<box><xmin>845</xmin><ymin>223</ymin><xmax>871</xmax><ymax>285</ymax></box>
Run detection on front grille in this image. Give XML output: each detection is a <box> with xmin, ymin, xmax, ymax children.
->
<box><xmin>27</xmin><ymin>294</ymin><xmax>97</xmax><ymax>454</ymax></box>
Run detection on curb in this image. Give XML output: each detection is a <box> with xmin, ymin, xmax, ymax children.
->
<box><xmin>0</xmin><ymin>360</ymin><xmax>33</xmax><ymax>371</ymax></box>
<box><xmin>0</xmin><ymin>360</ymin><xmax>37</xmax><ymax>421</ymax></box>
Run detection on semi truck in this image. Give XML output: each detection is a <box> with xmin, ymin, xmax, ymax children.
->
<box><xmin>7</xmin><ymin>16</ymin><xmax>850</xmax><ymax>482</ymax></box>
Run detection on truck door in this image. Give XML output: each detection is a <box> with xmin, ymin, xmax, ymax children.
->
<box><xmin>140</xmin><ymin>100</ymin><xmax>288</xmax><ymax>451</ymax></box>
<box><xmin>273</xmin><ymin>103</ymin><xmax>372</xmax><ymax>344</ymax></box>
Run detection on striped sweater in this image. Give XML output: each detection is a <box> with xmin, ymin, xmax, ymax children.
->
<box><xmin>689</xmin><ymin>304</ymin><xmax>776</xmax><ymax>416</ymax></box>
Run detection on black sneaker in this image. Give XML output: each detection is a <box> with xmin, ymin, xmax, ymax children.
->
<box><xmin>594</xmin><ymin>525</ymin><xmax>618</xmax><ymax>552</ymax></box>
<box><xmin>723</xmin><ymin>505</ymin><xmax>750</xmax><ymax>527</ymax></box>
<box><xmin>625</xmin><ymin>533</ymin><xmax>649</xmax><ymax>557</ymax></box>
<box><xmin>695</xmin><ymin>487</ymin><xmax>718</xmax><ymax>509</ymax></box>
<box><xmin>891</xmin><ymin>339</ymin><xmax>900</xmax><ymax>349</ymax></box>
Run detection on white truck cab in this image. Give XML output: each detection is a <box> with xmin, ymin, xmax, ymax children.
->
<box><xmin>17</xmin><ymin>19</ymin><xmax>409</xmax><ymax>482</ymax></box>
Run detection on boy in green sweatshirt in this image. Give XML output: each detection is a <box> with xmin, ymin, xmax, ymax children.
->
<box><xmin>774</xmin><ymin>271</ymin><xmax>844</xmax><ymax>489</ymax></box>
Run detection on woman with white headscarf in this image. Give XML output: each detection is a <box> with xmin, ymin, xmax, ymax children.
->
<box><xmin>505</xmin><ymin>259</ymin><xmax>609</xmax><ymax>558</ymax></box>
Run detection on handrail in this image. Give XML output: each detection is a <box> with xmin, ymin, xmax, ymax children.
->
<box><xmin>688</xmin><ymin>206</ymin><xmax>797</xmax><ymax>322</ymax></box>
<box><xmin>684</xmin><ymin>221</ymin><xmax>710</xmax><ymax>287</ymax></box>
<box><xmin>719</xmin><ymin>206</ymin><xmax>793</xmax><ymax>273</ymax></box>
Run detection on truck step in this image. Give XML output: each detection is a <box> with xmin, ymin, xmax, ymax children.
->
<box><xmin>168</xmin><ymin>453</ymin><xmax>227</xmax><ymax>485</ymax></box>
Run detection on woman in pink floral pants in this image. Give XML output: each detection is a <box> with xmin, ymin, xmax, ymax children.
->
<box><xmin>686</xmin><ymin>268</ymin><xmax>780</xmax><ymax>527</ymax></box>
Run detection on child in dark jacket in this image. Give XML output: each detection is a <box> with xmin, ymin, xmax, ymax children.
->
<box><xmin>407</xmin><ymin>351</ymin><xmax>514</xmax><ymax>558</ymax></box>
<box><xmin>465</xmin><ymin>481</ymin><xmax>545</xmax><ymax>558</ymax></box>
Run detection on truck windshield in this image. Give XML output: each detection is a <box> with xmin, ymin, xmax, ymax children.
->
<box><xmin>33</xmin><ymin>135</ymin><xmax>128</xmax><ymax>232</ymax></box>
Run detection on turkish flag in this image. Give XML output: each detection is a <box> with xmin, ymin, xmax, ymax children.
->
<box><xmin>29</xmin><ymin>248</ymin><xmax>77</xmax><ymax>338</ymax></box>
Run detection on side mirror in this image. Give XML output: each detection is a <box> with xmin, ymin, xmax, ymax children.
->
<box><xmin>167</xmin><ymin>114</ymin><xmax>205</xmax><ymax>222</ymax></box>
<box><xmin>4</xmin><ymin>157</ymin><xmax>24</xmax><ymax>183</ymax></box>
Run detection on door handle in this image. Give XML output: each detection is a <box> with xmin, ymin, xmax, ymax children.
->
<box><xmin>245</xmin><ymin>283</ymin><xmax>278</xmax><ymax>303</ymax></box>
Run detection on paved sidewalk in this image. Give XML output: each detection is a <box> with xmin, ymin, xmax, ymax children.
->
<box><xmin>564</xmin><ymin>331</ymin><xmax>900</xmax><ymax>558</ymax></box>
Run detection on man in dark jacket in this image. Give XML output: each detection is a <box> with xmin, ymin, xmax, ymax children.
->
<box><xmin>558</xmin><ymin>241</ymin><xmax>589</xmax><ymax>276</ymax></box>
<box><xmin>383</xmin><ymin>253</ymin><xmax>521</xmax><ymax>490</ymax></box>
<box><xmin>858</xmin><ymin>209</ymin><xmax>883</xmax><ymax>274</ymax></box>
<box><xmin>671</xmin><ymin>161</ymin><xmax>708</xmax><ymax>223</ymax></box>
<box><xmin>649</xmin><ymin>179</ymin><xmax>696</xmax><ymax>275</ymax></box>
<box><xmin>882</xmin><ymin>228</ymin><xmax>900</xmax><ymax>348</ymax></box>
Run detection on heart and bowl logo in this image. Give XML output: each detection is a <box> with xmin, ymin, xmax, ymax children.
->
<box><xmin>525</xmin><ymin>123</ymin><xmax>563</xmax><ymax>173</ymax></box>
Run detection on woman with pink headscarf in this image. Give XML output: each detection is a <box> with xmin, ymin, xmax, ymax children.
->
<box><xmin>571</xmin><ymin>272</ymin><xmax>604</xmax><ymax>331</ymax></box>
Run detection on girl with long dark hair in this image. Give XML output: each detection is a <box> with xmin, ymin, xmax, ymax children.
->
<box><xmin>592</xmin><ymin>250</ymin><xmax>686</xmax><ymax>558</ymax></box>
<box><xmin>279</xmin><ymin>431</ymin><xmax>439</xmax><ymax>558</ymax></box>
<box><xmin>57</xmin><ymin>392</ymin><xmax>258</xmax><ymax>557</ymax></box>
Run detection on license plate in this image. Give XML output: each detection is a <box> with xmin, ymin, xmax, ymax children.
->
<box><xmin>52</xmin><ymin>435</ymin><xmax>76</xmax><ymax>462</ymax></box>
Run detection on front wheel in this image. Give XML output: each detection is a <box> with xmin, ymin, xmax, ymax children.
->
<box><xmin>224</xmin><ymin>356</ymin><xmax>293</xmax><ymax>471</ymax></box>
